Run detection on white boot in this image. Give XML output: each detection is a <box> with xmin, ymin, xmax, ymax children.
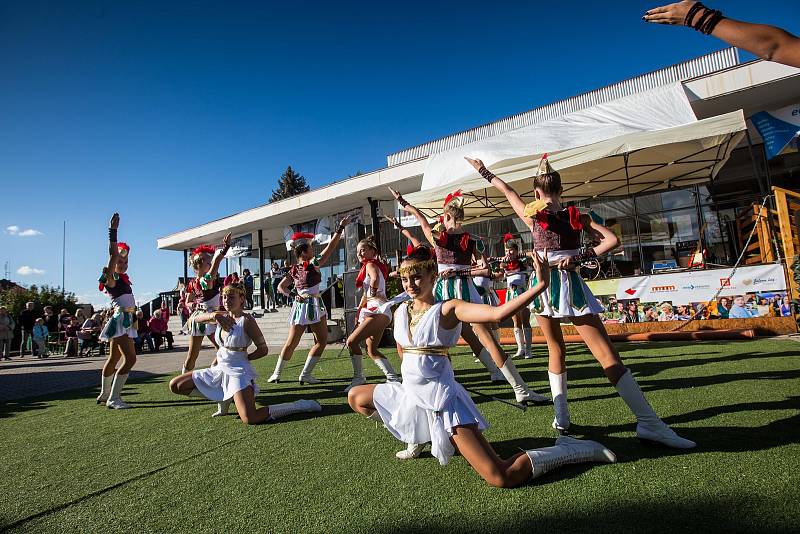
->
<box><xmin>549</xmin><ymin>371</ymin><xmax>571</xmax><ymax>431</ymax></box>
<box><xmin>615</xmin><ymin>369</ymin><xmax>696</xmax><ymax>449</ymax></box>
<box><xmin>298</xmin><ymin>356</ymin><xmax>321</xmax><ymax>384</ymax></box>
<box><xmin>523</xmin><ymin>328</ymin><xmax>534</xmax><ymax>359</ymax></box>
<box><xmin>212</xmin><ymin>399</ymin><xmax>232</xmax><ymax>417</ymax></box>
<box><xmin>374</xmin><ymin>357</ymin><xmax>400</xmax><ymax>382</ymax></box>
<box><xmin>105</xmin><ymin>373</ymin><xmax>130</xmax><ymax>409</ymax></box>
<box><xmin>267</xmin><ymin>399</ymin><xmax>322</xmax><ymax>421</ymax></box>
<box><xmin>512</xmin><ymin>328</ymin><xmax>525</xmax><ymax>359</ymax></box>
<box><xmin>475</xmin><ymin>348</ymin><xmax>505</xmax><ymax>383</ymax></box>
<box><xmin>395</xmin><ymin>442</ymin><xmax>426</xmax><ymax>460</ymax></box>
<box><xmin>97</xmin><ymin>373</ymin><xmax>114</xmax><ymax>404</ymax></box>
<box><xmin>499</xmin><ymin>359</ymin><xmax>549</xmax><ymax>405</ymax></box>
<box><xmin>526</xmin><ymin>435</ymin><xmax>616</xmax><ymax>479</ymax></box>
<box><xmin>344</xmin><ymin>354</ymin><xmax>366</xmax><ymax>393</ymax></box>
<box><xmin>268</xmin><ymin>357</ymin><xmax>287</xmax><ymax>383</ymax></box>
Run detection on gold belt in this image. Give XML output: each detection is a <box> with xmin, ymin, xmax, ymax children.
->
<box><xmin>115</xmin><ymin>306</ymin><xmax>137</xmax><ymax>313</ymax></box>
<box><xmin>402</xmin><ymin>347</ymin><xmax>450</xmax><ymax>356</ymax></box>
<box><xmin>198</xmin><ymin>304</ymin><xmax>219</xmax><ymax>311</ymax></box>
<box><xmin>226</xmin><ymin>347</ymin><xmax>249</xmax><ymax>352</ymax></box>
<box><xmin>295</xmin><ymin>293</ymin><xmax>321</xmax><ymax>302</ymax></box>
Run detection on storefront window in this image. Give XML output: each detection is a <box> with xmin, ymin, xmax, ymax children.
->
<box><xmin>637</xmin><ymin>208</ymin><xmax>700</xmax><ymax>271</ymax></box>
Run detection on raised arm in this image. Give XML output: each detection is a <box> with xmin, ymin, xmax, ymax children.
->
<box><xmin>243</xmin><ymin>315</ymin><xmax>269</xmax><ymax>360</ymax></box>
<box><xmin>384</xmin><ymin>216</ymin><xmax>423</xmax><ymax>248</ymax></box>
<box><xmin>441</xmin><ymin>251</ymin><xmax>549</xmax><ymax>326</ymax></box>
<box><xmin>209</xmin><ymin>233</ymin><xmax>232</xmax><ymax>279</ymax></box>
<box><xmin>464</xmin><ymin>157</ymin><xmax>535</xmax><ymax>229</ymax></box>
<box><xmin>388</xmin><ymin>187</ymin><xmax>436</xmax><ymax>247</ymax></box>
<box><xmin>103</xmin><ymin>213</ymin><xmax>121</xmax><ymax>289</ymax></box>
<box><xmin>644</xmin><ymin>1</ymin><xmax>800</xmax><ymax>67</ymax></box>
<box><xmin>317</xmin><ymin>215</ymin><xmax>352</xmax><ymax>266</ymax></box>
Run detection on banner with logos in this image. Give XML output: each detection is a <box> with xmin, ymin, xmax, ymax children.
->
<box><xmin>611</xmin><ymin>264</ymin><xmax>786</xmax><ymax>302</ymax></box>
<box><xmin>751</xmin><ymin>103</ymin><xmax>800</xmax><ymax>159</ymax></box>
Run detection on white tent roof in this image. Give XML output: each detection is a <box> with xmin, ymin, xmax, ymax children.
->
<box><xmin>405</xmin><ymin>110</ymin><xmax>746</xmax><ymax>223</ymax></box>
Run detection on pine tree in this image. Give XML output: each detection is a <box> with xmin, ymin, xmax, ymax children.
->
<box><xmin>270</xmin><ymin>166</ymin><xmax>310</xmax><ymax>203</ymax></box>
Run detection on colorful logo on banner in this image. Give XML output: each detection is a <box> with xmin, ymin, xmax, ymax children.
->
<box><xmin>750</xmin><ymin>104</ymin><xmax>800</xmax><ymax>159</ymax></box>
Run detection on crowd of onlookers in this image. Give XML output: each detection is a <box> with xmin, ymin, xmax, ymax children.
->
<box><xmin>0</xmin><ymin>300</ymin><xmax>176</xmax><ymax>361</ymax></box>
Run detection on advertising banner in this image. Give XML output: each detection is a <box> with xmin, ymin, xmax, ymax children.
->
<box><xmin>751</xmin><ymin>103</ymin><xmax>800</xmax><ymax>159</ymax></box>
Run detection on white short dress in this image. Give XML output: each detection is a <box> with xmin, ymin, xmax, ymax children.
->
<box><xmin>100</xmin><ymin>292</ymin><xmax>138</xmax><ymax>341</ymax></box>
<box><xmin>357</xmin><ymin>270</ymin><xmax>393</xmax><ymax>323</ymax></box>
<box><xmin>528</xmin><ymin>250</ymin><xmax>604</xmax><ymax>318</ymax></box>
<box><xmin>505</xmin><ymin>269</ymin><xmax>528</xmax><ymax>301</ymax></box>
<box><xmin>289</xmin><ymin>283</ymin><xmax>328</xmax><ymax>326</ymax></box>
<box><xmin>434</xmin><ymin>264</ymin><xmax>483</xmax><ymax>303</ymax></box>
<box><xmin>192</xmin><ymin>316</ymin><xmax>259</xmax><ymax>402</ymax></box>
<box><xmin>373</xmin><ymin>302</ymin><xmax>489</xmax><ymax>466</ymax></box>
<box><xmin>473</xmin><ymin>276</ymin><xmax>500</xmax><ymax>307</ymax></box>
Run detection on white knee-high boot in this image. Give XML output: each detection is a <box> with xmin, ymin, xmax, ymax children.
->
<box><xmin>345</xmin><ymin>355</ymin><xmax>366</xmax><ymax>392</ymax></box>
<box><xmin>374</xmin><ymin>358</ymin><xmax>400</xmax><ymax>382</ymax></box>
<box><xmin>523</xmin><ymin>327</ymin><xmax>533</xmax><ymax>359</ymax></box>
<box><xmin>97</xmin><ymin>373</ymin><xmax>114</xmax><ymax>404</ymax></box>
<box><xmin>299</xmin><ymin>356</ymin><xmax>321</xmax><ymax>384</ymax></box>
<box><xmin>268</xmin><ymin>399</ymin><xmax>322</xmax><ymax>420</ymax></box>
<box><xmin>526</xmin><ymin>436</ymin><xmax>616</xmax><ymax>479</ymax></box>
<box><xmin>475</xmin><ymin>348</ymin><xmax>505</xmax><ymax>383</ymax></box>
<box><xmin>615</xmin><ymin>369</ymin><xmax>696</xmax><ymax>449</ymax></box>
<box><xmin>513</xmin><ymin>328</ymin><xmax>525</xmax><ymax>358</ymax></box>
<box><xmin>268</xmin><ymin>357</ymin><xmax>287</xmax><ymax>383</ymax></box>
<box><xmin>499</xmin><ymin>359</ymin><xmax>548</xmax><ymax>404</ymax></box>
<box><xmin>106</xmin><ymin>373</ymin><xmax>130</xmax><ymax>409</ymax></box>
<box><xmin>549</xmin><ymin>371</ymin><xmax>571</xmax><ymax>431</ymax></box>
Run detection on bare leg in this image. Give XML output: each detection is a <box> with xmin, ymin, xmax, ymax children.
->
<box><xmin>169</xmin><ymin>372</ymin><xmax>197</xmax><ymax>395</ymax></box>
<box><xmin>205</xmin><ymin>333</ymin><xmax>219</xmax><ymax>350</ymax></box>
<box><xmin>307</xmin><ymin>318</ymin><xmax>328</xmax><ymax>358</ymax></box>
<box><xmin>346</xmin><ymin>315</ymin><xmax>390</xmax><ymax>359</ymax></box>
<box><xmin>101</xmin><ymin>338</ymin><xmax>124</xmax><ymax>377</ymax></box>
<box><xmin>536</xmin><ymin>315</ymin><xmax>567</xmax><ymax>375</ymax></box>
<box><xmin>233</xmin><ymin>386</ymin><xmax>270</xmax><ymax>425</ymax></box>
<box><xmin>183</xmin><ymin>335</ymin><xmax>204</xmax><ymax>372</ymax></box>
<box><xmin>115</xmin><ymin>336</ymin><xmax>137</xmax><ymax>374</ymax></box>
<box><xmin>450</xmin><ymin>424</ymin><xmax>532</xmax><ymax>488</ymax></box>
<box><xmin>571</xmin><ymin>314</ymin><xmax>625</xmax><ymax>384</ymax></box>
<box><xmin>364</xmin><ymin>336</ymin><xmax>385</xmax><ymax>360</ymax></box>
<box><xmin>460</xmin><ymin>323</ymin><xmax>484</xmax><ymax>358</ymax></box>
<box><xmin>347</xmin><ymin>383</ymin><xmax>379</xmax><ymax>416</ymax></box>
<box><xmin>268</xmin><ymin>324</ymin><xmax>306</xmax><ymax>382</ymax></box>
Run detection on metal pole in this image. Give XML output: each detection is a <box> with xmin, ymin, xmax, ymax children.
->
<box><xmin>368</xmin><ymin>197</ymin><xmax>382</xmax><ymax>252</ymax></box>
<box><xmin>62</xmin><ymin>220</ymin><xmax>66</xmax><ymax>294</ymax></box>
<box><xmin>258</xmin><ymin>230</ymin><xmax>265</xmax><ymax>309</ymax></box>
<box><xmin>183</xmin><ymin>249</ymin><xmax>189</xmax><ymax>288</ymax></box>
<box><xmin>624</xmin><ymin>154</ymin><xmax>645</xmax><ymax>274</ymax></box>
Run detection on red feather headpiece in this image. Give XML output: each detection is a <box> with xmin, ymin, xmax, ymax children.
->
<box><xmin>503</xmin><ymin>233</ymin><xmax>515</xmax><ymax>244</ymax></box>
<box><xmin>443</xmin><ymin>189</ymin><xmax>463</xmax><ymax>209</ymax></box>
<box><xmin>290</xmin><ymin>232</ymin><xmax>315</xmax><ymax>242</ymax></box>
<box><xmin>117</xmin><ymin>242</ymin><xmax>130</xmax><ymax>257</ymax></box>
<box><xmin>191</xmin><ymin>244</ymin><xmax>216</xmax><ymax>257</ymax></box>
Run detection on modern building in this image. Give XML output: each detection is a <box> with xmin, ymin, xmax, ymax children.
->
<box><xmin>157</xmin><ymin>48</ymin><xmax>799</xmax><ymax>335</ymax></box>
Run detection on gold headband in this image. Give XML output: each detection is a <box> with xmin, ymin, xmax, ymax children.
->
<box><xmin>397</xmin><ymin>259</ymin><xmax>437</xmax><ymax>275</ymax></box>
<box><xmin>222</xmin><ymin>284</ymin><xmax>246</xmax><ymax>296</ymax></box>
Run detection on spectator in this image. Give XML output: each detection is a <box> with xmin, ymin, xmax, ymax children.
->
<box><xmin>729</xmin><ymin>295</ymin><xmax>757</xmax><ymax>319</ymax></box>
<box><xmin>271</xmin><ymin>262</ymin><xmax>284</xmax><ymax>307</ymax></box>
<box><xmin>0</xmin><ymin>306</ymin><xmax>15</xmax><ymax>360</ymax></box>
<box><xmin>242</xmin><ymin>269</ymin><xmax>255</xmax><ymax>309</ymax></box>
<box><xmin>32</xmin><ymin>318</ymin><xmax>49</xmax><ymax>358</ymax></box>
<box><xmin>643</xmin><ymin>305</ymin><xmax>659</xmax><ymax>322</ymax></box>
<box><xmin>623</xmin><ymin>301</ymin><xmax>642</xmax><ymax>323</ymax></box>
<box><xmin>756</xmin><ymin>297</ymin><xmax>771</xmax><ymax>318</ymax></box>
<box><xmin>148</xmin><ymin>305</ymin><xmax>174</xmax><ymax>351</ymax></box>
<box><xmin>58</xmin><ymin>308</ymin><xmax>72</xmax><ymax>331</ymax></box>
<box><xmin>178</xmin><ymin>294</ymin><xmax>190</xmax><ymax>335</ymax></box>
<box><xmin>224</xmin><ymin>271</ymin><xmax>240</xmax><ymax>287</ymax></box>
<box><xmin>64</xmin><ymin>316</ymin><xmax>81</xmax><ymax>358</ymax></box>
<box><xmin>134</xmin><ymin>310</ymin><xmax>154</xmax><ymax>353</ymax></box>
<box><xmin>75</xmin><ymin>308</ymin><xmax>87</xmax><ymax>324</ymax></box>
<box><xmin>78</xmin><ymin>313</ymin><xmax>102</xmax><ymax>356</ymax></box>
<box><xmin>18</xmin><ymin>301</ymin><xmax>36</xmax><ymax>357</ymax></box>
<box><xmin>263</xmin><ymin>267</ymin><xmax>277</xmax><ymax>311</ymax></box>
<box><xmin>43</xmin><ymin>306</ymin><xmax>59</xmax><ymax>336</ymax></box>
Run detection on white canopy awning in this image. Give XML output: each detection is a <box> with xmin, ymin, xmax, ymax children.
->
<box><xmin>405</xmin><ymin>110</ymin><xmax>747</xmax><ymax>223</ymax></box>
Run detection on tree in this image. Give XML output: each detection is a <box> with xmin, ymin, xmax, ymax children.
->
<box><xmin>0</xmin><ymin>284</ymin><xmax>79</xmax><ymax>318</ymax></box>
<box><xmin>269</xmin><ymin>166</ymin><xmax>310</xmax><ymax>203</ymax></box>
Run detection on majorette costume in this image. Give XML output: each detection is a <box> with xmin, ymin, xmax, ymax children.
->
<box><xmin>356</xmin><ymin>258</ymin><xmax>392</xmax><ymax>323</ymax></box>
<box><xmin>472</xmin><ymin>273</ymin><xmax>499</xmax><ymax>307</ymax></box>
<box><xmin>501</xmin><ymin>234</ymin><xmax>534</xmax><ymax>359</ymax></box>
<box><xmin>433</xmin><ymin>191</ymin><xmax>485</xmax><ymax>303</ymax></box>
<box><xmin>98</xmin><ymin>243</ymin><xmax>137</xmax><ymax>342</ymax></box>
<box><xmin>372</xmin><ymin>301</ymin><xmax>488</xmax><ymax>465</ymax></box>
<box><xmin>286</xmin><ymin>233</ymin><xmax>328</xmax><ymax>326</ymax></box>
<box><xmin>186</xmin><ymin>245</ymin><xmax>223</xmax><ymax>337</ymax></box>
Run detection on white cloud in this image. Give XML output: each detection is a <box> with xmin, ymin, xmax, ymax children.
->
<box><xmin>17</xmin><ymin>266</ymin><xmax>46</xmax><ymax>276</ymax></box>
<box><xmin>5</xmin><ymin>225</ymin><xmax>43</xmax><ymax>237</ymax></box>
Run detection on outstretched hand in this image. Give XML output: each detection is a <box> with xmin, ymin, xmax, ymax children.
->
<box><xmin>221</xmin><ymin>233</ymin><xmax>232</xmax><ymax>249</ymax></box>
<box><xmin>643</xmin><ymin>0</ymin><xmax>695</xmax><ymax>25</ymax></box>
<box><xmin>464</xmin><ymin>156</ymin><xmax>484</xmax><ymax>171</ymax></box>
<box><xmin>215</xmin><ymin>312</ymin><xmax>235</xmax><ymax>331</ymax></box>
<box><xmin>109</xmin><ymin>213</ymin><xmax>120</xmax><ymax>229</ymax></box>
<box><xmin>388</xmin><ymin>187</ymin><xmax>411</xmax><ymax>212</ymax></box>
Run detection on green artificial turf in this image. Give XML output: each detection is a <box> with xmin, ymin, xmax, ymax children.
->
<box><xmin>1</xmin><ymin>339</ymin><xmax>799</xmax><ymax>533</ymax></box>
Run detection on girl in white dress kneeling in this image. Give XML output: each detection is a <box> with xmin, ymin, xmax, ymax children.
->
<box><xmin>347</xmin><ymin>246</ymin><xmax>616</xmax><ymax>488</ymax></box>
<box><xmin>169</xmin><ymin>283</ymin><xmax>321</xmax><ymax>424</ymax></box>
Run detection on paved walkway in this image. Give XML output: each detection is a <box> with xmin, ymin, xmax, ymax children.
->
<box><xmin>0</xmin><ymin>335</ymin><xmax>217</xmax><ymax>402</ymax></box>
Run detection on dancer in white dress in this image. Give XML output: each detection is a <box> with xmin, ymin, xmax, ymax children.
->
<box><xmin>169</xmin><ymin>283</ymin><xmax>321</xmax><ymax>424</ymax></box>
<box><xmin>347</xmin><ymin>245</ymin><xmax>616</xmax><ymax>486</ymax></box>
<box><xmin>182</xmin><ymin>234</ymin><xmax>231</xmax><ymax>373</ymax></box>
<box><xmin>344</xmin><ymin>235</ymin><xmax>402</xmax><ymax>392</ymax></box>
<box><xmin>96</xmin><ymin>213</ymin><xmax>138</xmax><ymax>409</ymax></box>
<box><xmin>466</xmin><ymin>154</ymin><xmax>695</xmax><ymax>448</ymax></box>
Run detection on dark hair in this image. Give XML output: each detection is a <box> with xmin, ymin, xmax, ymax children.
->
<box><xmin>293</xmin><ymin>242</ymin><xmax>311</xmax><ymax>258</ymax></box>
<box><xmin>399</xmin><ymin>245</ymin><xmax>437</xmax><ymax>274</ymax></box>
<box><xmin>444</xmin><ymin>203</ymin><xmax>464</xmax><ymax>222</ymax></box>
<box><xmin>533</xmin><ymin>171</ymin><xmax>562</xmax><ymax>196</ymax></box>
<box><xmin>358</xmin><ymin>235</ymin><xmax>380</xmax><ymax>254</ymax></box>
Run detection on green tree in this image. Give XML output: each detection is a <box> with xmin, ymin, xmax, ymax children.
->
<box><xmin>269</xmin><ymin>166</ymin><xmax>310</xmax><ymax>203</ymax></box>
<box><xmin>0</xmin><ymin>284</ymin><xmax>79</xmax><ymax>318</ymax></box>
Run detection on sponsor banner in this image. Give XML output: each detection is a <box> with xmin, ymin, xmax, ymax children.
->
<box><xmin>225</xmin><ymin>233</ymin><xmax>252</xmax><ymax>258</ymax></box>
<box><xmin>585</xmin><ymin>278</ymin><xmax>621</xmax><ymax>297</ymax></box>
<box><xmin>751</xmin><ymin>104</ymin><xmax>800</xmax><ymax>159</ymax></box>
<box><xmin>611</xmin><ymin>264</ymin><xmax>786</xmax><ymax>302</ymax></box>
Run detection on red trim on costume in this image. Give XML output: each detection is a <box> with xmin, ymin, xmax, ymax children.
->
<box><xmin>535</xmin><ymin>211</ymin><xmax>549</xmax><ymax>231</ymax></box>
<box><xmin>406</xmin><ymin>244</ymin><xmax>414</xmax><ymax>256</ymax></box>
<box><xmin>504</xmin><ymin>259</ymin><xmax>521</xmax><ymax>272</ymax></box>
<box><xmin>99</xmin><ymin>273</ymin><xmax>131</xmax><ymax>293</ymax></box>
<box><xmin>567</xmin><ymin>206</ymin><xmax>583</xmax><ymax>230</ymax></box>
<box><xmin>356</xmin><ymin>259</ymin><xmax>389</xmax><ymax>289</ymax></box>
<box><xmin>459</xmin><ymin>233</ymin><xmax>470</xmax><ymax>252</ymax></box>
<box><xmin>437</xmin><ymin>229</ymin><xmax>448</xmax><ymax>246</ymax></box>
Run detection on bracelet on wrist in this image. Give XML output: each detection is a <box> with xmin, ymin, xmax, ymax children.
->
<box><xmin>397</xmin><ymin>197</ymin><xmax>409</xmax><ymax>208</ymax></box>
<box><xmin>108</xmin><ymin>228</ymin><xmax>118</xmax><ymax>241</ymax></box>
<box><xmin>683</xmin><ymin>1</ymin><xmax>705</xmax><ymax>26</ymax></box>
<box><xmin>569</xmin><ymin>249</ymin><xmax>598</xmax><ymax>264</ymax></box>
<box><xmin>478</xmin><ymin>166</ymin><xmax>496</xmax><ymax>183</ymax></box>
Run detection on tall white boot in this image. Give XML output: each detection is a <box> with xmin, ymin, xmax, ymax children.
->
<box><xmin>212</xmin><ymin>399</ymin><xmax>231</xmax><ymax>417</ymax></box>
<box><xmin>615</xmin><ymin>369</ymin><xmax>696</xmax><ymax>449</ymax></box>
<box><xmin>526</xmin><ymin>436</ymin><xmax>616</xmax><ymax>479</ymax></box>
<box><xmin>374</xmin><ymin>357</ymin><xmax>400</xmax><ymax>382</ymax></box>
<box><xmin>523</xmin><ymin>327</ymin><xmax>534</xmax><ymax>359</ymax></box>
<box><xmin>268</xmin><ymin>399</ymin><xmax>322</xmax><ymax>421</ymax></box>
<box><xmin>549</xmin><ymin>371</ymin><xmax>571</xmax><ymax>431</ymax></box>
<box><xmin>345</xmin><ymin>354</ymin><xmax>366</xmax><ymax>393</ymax></box>
<box><xmin>475</xmin><ymin>348</ymin><xmax>505</xmax><ymax>383</ymax></box>
<box><xmin>512</xmin><ymin>328</ymin><xmax>525</xmax><ymax>359</ymax></box>
<box><xmin>105</xmin><ymin>373</ymin><xmax>130</xmax><ymax>409</ymax></box>
<box><xmin>298</xmin><ymin>356</ymin><xmax>321</xmax><ymax>385</ymax></box>
<box><xmin>499</xmin><ymin>359</ymin><xmax>549</xmax><ymax>404</ymax></box>
<box><xmin>97</xmin><ymin>373</ymin><xmax>114</xmax><ymax>404</ymax></box>
<box><xmin>268</xmin><ymin>357</ymin><xmax>287</xmax><ymax>383</ymax></box>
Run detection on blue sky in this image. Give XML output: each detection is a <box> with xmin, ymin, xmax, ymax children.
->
<box><xmin>1</xmin><ymin>0</ymin><xmax>797</xmax><ymax>307</ymax></box>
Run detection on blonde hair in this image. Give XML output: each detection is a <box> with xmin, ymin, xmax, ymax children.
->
<box><xmin>444</xmin><ymin>203</ymin><xmax>464</xmax><ymax>223</ymax></box>
<box><xmin>222</xmin><ymin>283</ymin><xmax>246</xmax><ymax>297</ymax></box>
